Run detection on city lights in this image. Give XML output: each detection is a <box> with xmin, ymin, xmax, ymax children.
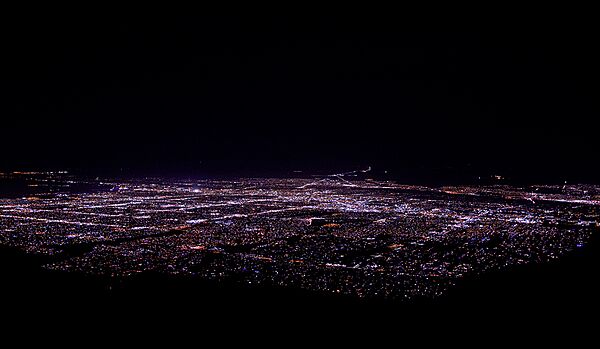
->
<box><xmin>0</xmin><ymin>172</ymin><xmax>598</xmax><ymax>300</ymax></box>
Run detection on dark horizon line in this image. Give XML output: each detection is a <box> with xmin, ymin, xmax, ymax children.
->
<box><xmin>1</xmin><ymin>165</ymin><xmax>595</xmax><ymax>186</ymax></box>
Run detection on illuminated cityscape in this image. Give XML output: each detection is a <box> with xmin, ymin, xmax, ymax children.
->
<box><xmin>1</xmin><ymin>171</ymin><xmax>597</xmax><ymax>300</ymax></box>
<box><xmin>3</xmin><ymin>9</ymin><xmax>600</xmax><ymax>338</ymax></box>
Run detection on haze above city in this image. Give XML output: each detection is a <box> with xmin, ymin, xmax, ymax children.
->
<box><xmin>2</xmin><ymin>13</ymin><xmax>599</xmax><ymax>183</ymax></box>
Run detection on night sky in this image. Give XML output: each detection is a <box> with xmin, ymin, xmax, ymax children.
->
<box><xmin>2</xmin><ymin>11</ymin><xmax>598</xmax><ymax>182</ymax></box>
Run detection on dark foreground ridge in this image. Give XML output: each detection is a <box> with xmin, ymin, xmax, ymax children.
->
<box><xmin>1</xmin><ymin>231</ymin><xmax>598</xmax><ymax>332</ymax></box>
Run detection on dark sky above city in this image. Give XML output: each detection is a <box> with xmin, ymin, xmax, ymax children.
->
<box><xmin>1</xmin><ymin>10</ymin><xmax>598</xmax><ymax>182</ymax></box>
